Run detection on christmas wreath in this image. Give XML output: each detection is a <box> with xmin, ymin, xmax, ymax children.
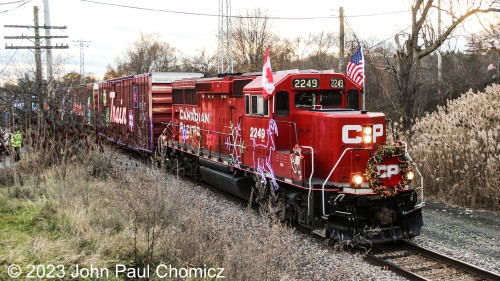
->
<box><xmin>365</xmin><ymin>144</ymin><xmax>413</xmax><ymax>198</ymax></box>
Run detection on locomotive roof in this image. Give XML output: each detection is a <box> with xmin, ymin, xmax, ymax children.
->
<box><xmin>98</xmin><ymin>72</ymin><xmax>204</xmax><ymax>84</ymax></box>
<box><xmin>243</xmin><ymin>70</ymin><xmax>353</xmax><ymax>93</ymax></box>
<box><xmin>243</xmin><ymin>73</ymin><xmax>290</xmax><ymax>92</ymax></box>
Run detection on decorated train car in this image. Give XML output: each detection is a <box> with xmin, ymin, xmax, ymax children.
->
<box><xmin>157</xmin><ymin>69</ymin><xmax>425</xmax><ymax>244</ymax></box>
<box><xmin>67</xmin><ymin>84</ymin><xmax>92</xmax><ymax>123</ymax></box>
<box><xmin>88</xmin><ymin>72</ymin><xmax>203</xmax><ymax>153</ymax></box>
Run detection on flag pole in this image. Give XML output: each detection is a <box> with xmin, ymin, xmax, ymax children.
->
<box><xmin>361</xmin><ymin>46</ymin><xmax>365</xmax><ymax>111</ymax></box>
<box><xmin>362</xmin><ymin>85</ymin><xmax>366</xmax><ymax>111</ymax></box>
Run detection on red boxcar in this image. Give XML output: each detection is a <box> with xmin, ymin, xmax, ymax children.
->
<box><xmin>91</xmin><ymin>72</ymin><xmax>203</xmax><ymax>153</ymax></box>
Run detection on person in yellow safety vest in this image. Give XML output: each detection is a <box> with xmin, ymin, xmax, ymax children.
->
<box><xmin>11</xmin><ymin>130</ymin><xmax>22</xmax><ymax>162</ymax></box>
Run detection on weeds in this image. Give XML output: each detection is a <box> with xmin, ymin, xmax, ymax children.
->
<box><xmin>400</xmin><ymin>84</ymin><xmax>500</xmax><ymax>210</ymax></box>
<box><xmin>0</xmin><ymin>142</ymin><xmax>368</xmax><ymax>280</ymax></box>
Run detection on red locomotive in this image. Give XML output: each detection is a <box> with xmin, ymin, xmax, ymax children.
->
<box><xmin>84</xmin><ymin>70</ymin><xmax>425</xmax><ymax>244</ymax></box>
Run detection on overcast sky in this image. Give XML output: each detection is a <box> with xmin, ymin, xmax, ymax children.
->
<box><xmin>0</xmin><ymin>0</ymin><xmax>494</xmax><ymax>80</ymax></box>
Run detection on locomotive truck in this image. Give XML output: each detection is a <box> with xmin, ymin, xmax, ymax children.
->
<box><xmin>84</xmin><ymin>70</ymin><xmax>425</xmax><ymax>244</ymax></box>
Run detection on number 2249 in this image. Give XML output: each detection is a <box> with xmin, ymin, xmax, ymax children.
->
<box><xmin>250</xmin><ymin>127</ymin><xmax>266</xmax><ymax>139</ymax></box>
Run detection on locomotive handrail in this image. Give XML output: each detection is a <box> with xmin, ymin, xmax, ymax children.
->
<box><xmin>299</xmin><ymin>145</ymin><xmax>314</xmax><ymax>219</ymax></box>
<box><xmin>158</xmin><ymin>121</ymin><xmax>232</xmax><ymax>160</ymax></box>
<box><xmin>321</xmin><ymin>147</ymin><xmax>371</xmax><ymax>216</ymax></box>
<box><xmin>401</xmin><ymin>141</ymin><xmax>425</xmax><ymax>209</ymax></box>
<box><xmin>157</xmin><ymin>122</ymin><xmax>172</xmax><ymax>155</ymax></box>
<box><xmin>164</xmin><ymin>121</ymin><xmax>232</xmax><ymax>137</ymax></box>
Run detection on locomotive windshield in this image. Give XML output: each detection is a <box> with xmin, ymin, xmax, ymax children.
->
<box><xmin>295</xmin><ymin>91</ymin><xmax>342</xmax><ymax>108</ymax></box>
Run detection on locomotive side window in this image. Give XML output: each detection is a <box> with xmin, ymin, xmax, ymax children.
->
<box><xmin>347</xmin><ymin>89</ymin><xmax>360</xmax><ymax>110</ymax></box>
<box><xmin>251</xmin><ymin>96</ymin><xmax>258</xmax><ymax>114</ymax></box>
<box><xmin>245</xmin><ymin>95</ymin><xmax>250</xmax><ymax>115</ymax></box>
<box><xmin>276</xmin><ymin>91</ymin><xmax>289</xmax><ymax>117</ymax></box>
<box><xmin>250</xmin><ymin>95</ymin><xmax>269</xmax><ymax>116</ymax></box>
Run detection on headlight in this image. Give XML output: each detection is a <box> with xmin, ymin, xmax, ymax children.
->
<box><xmin>362</xmin><ymin>125</ymin><xmax>373</xmax><ymax>144</ymax></box>
<box><xmin>352</xmin><ymin>174</ymin><xmax>363</xmax><ymax>186</ymax></box>
<box><xmin>406</xmin><ymin>171</ymin><xmax>415</xmax><ymax>180</ymax></box>
<box><xmin>363</xmin><ymin>126</ymin><xmax>372</xmax><ymax>135</ymax></box>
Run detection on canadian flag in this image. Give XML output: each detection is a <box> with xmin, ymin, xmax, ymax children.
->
<box><xmin>262</xmin><ymin>47</ymin><xmax>275</xmax><ymax>99</ymax></box>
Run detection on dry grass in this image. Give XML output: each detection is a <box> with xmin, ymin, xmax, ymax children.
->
<box><xmin>401</xmin><ymin>84</ymin><xmax>500</xmax><ymax>211</ymax></box>
<box><xmin>1</xmin><ymin>136</ymin><xmax>373</xmax><ymax>280</ymax></box>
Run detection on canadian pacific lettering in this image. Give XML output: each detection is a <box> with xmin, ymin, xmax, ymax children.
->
<box><xmin>179</xmin><ymin>107</ymin><xmax>210</xmax><ymax>124</ymax></box>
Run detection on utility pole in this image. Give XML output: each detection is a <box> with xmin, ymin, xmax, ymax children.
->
<box><xmin>4</xmin><ymin>8</ymin><xmax>69</xmax><ymax>82</ymax></box>
<box><xmin>73</xmin><ymin>39</ymin><xmax>91</xmax><ymax>83</ymax></box>
<box><xmin>4</xmin><ymin>5</ymin><xmax>68</xmax><ymax>111</ymax></box>
<box><xmin>437</xmin><ymin>0</ymin><xmax>442</xmax><ymax>96</ymax></box>
<box><xmin>34</xmin><ymin>6</ymin><xmax>43</xmax><ymax>95</ymax></box>
<box><xmin>43</xmin><ymin>0</ymin><xmax>54</xmax><ymax>97</ymax></box>
<box><xmin>338</xmin><ymin>6</ymin><xmax>345</xmax><ymax>72</ymax></box>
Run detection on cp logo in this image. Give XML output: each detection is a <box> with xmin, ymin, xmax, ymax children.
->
<box><xmin>377</xmin><ymin>165</ymin><xmax>400</xmax><ymax>178</ymax></box>
<box><xmin>341</xmin><ymin>124</ymin><xmax>384</xmax><ymax>144</ymax></box>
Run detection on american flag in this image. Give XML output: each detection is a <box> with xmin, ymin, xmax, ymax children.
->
<box><xmin>346</xmin><ymin>46</ymin><xmax>364</xmax><ymax>87</ymax></box>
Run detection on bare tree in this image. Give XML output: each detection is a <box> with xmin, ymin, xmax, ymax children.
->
<box><xmin>232</xmin><ymin>9</ymin><xmax>277</xmax><ymax>72</ymax></box>
<box><xmin>466</xmin><ymin>19</ymin><xmax>500</xmax><ymax>53</ymax></box>
<box><xmin>181</xmin><ymin>48</ymin><xmax>217</xmax><ymax>77</ymax></box>
<box><xmin>394</xmin><ymin>0</ymin><xmax>499</xmax><ymax>128</ymax></box>
<box><xmin>105</xmin><ymin>33</ymin><xmax>180</xmax><ymax>77</ymax></box>
<box><xmin>103</xmin><ymin>63</ymin><xmax>127</xmax><ymax>80</ymax></box>
<box><xmin>307</xmin><ymin>31</ymin><xmax>339</xmax><ymax>70</ymax></box>
<box><xmin>267</xmin><ymin>38</ymin><xmax>297</xmax><ymax>70</ymax></box>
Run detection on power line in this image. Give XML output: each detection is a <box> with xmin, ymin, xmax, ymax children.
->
<box><xmin>0</xmin><ymin>38</ymin><xmax>23</xmax><ymax>77</ymax></box>
<box><xmin>0</xmin><ymin>0</ymin><xmax>28</xmax><ymax>5</ymax></box>
<box><xmin>370</xmin><ymin>27</ymin><xmax>411</xmax><ymax>49</ymax></box>
<box><xmin>80</xmin><ymin>0</ymin><xmax>410</xmax><ymax>20</ymax></box>
<box><xmin>0</xmin><ymin>0</ymin><xmax>31</xmax><ymax>13</ymax></box>
<box><xmin>345</xmin><ymin>10</ymin><xmax>409</xmax><ymax>18</ymax></box>
<box><xmin>80</xmin><ymin>0</ymin><xmax>337</xmax><ymax>19</ymax></box>
<box><xmin>344</xmin><ymin>16</ymin><xmax>411</xmax><ymax>50</ymax></box>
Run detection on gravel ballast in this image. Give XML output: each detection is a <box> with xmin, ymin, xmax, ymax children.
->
<box><xmin>413</xmin><ymin>201</ymin><xmax>500</xmax><ymax>275</ymax></box>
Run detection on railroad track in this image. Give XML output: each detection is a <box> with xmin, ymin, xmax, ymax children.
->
<box><xmin>365</xmin><ymin>240</ymin><xmax>500</xmax><ymax>281</ymax></box>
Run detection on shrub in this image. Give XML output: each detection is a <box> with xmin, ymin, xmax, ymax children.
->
<box><xmin>407</xmin><ymin>84</ymin><xmax>500</xmax><ymax>210</ymax></box>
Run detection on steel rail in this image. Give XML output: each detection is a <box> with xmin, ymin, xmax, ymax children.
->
<box><xmin>365</xmin><ymin>240</ymin><xmax>500</xmax><ymax>281</ymax></box>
